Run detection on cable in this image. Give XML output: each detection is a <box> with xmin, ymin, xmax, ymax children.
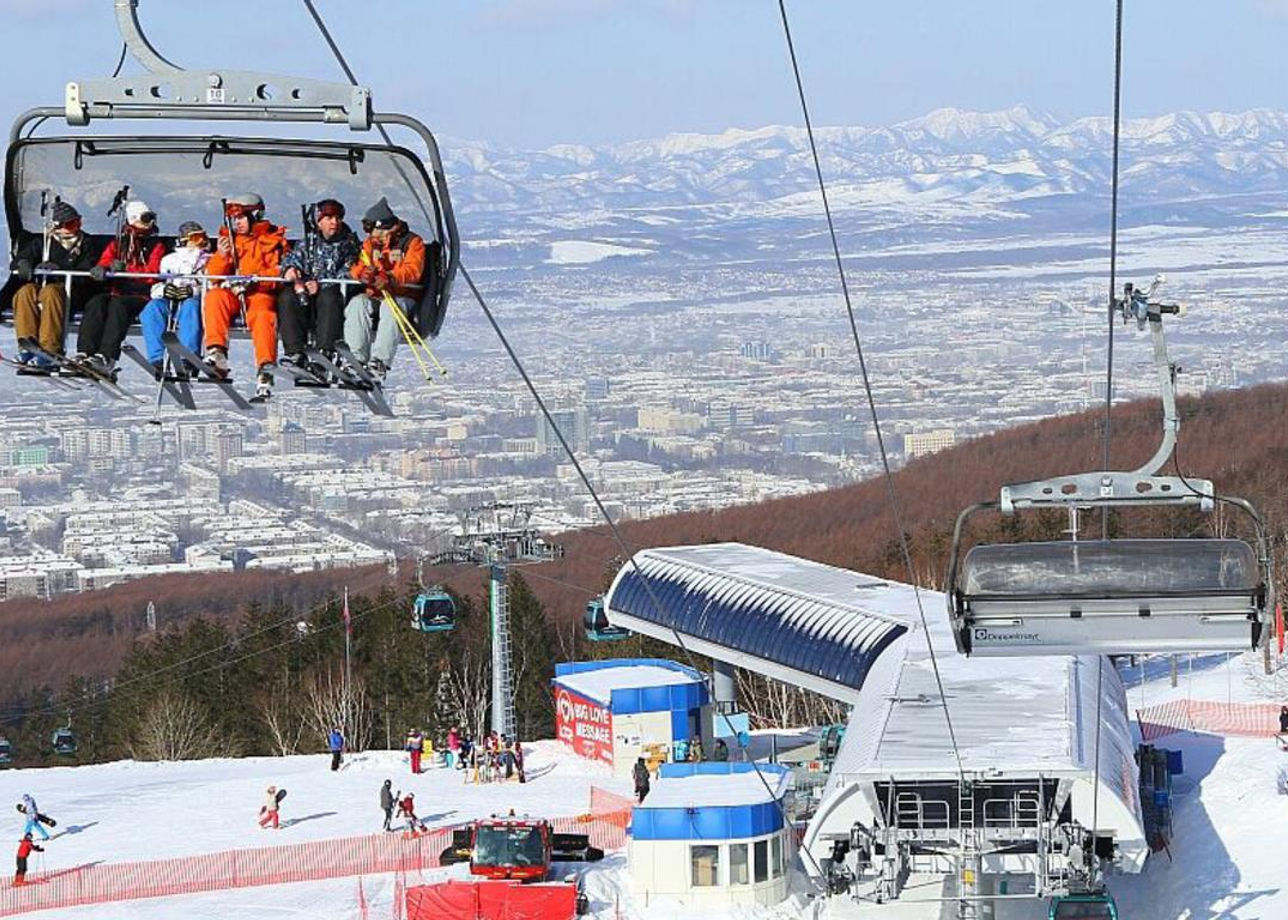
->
<box><xmin>776</xmin><ymin>0</ymin><xmax>965</xmax><ymax>781</ymax></box>
<box><xmin>111</xmin><ymin>41</ymin><xmax>127</xmax><ymax>78</ymax></box>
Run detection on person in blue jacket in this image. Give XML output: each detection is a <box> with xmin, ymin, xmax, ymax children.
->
<box><xmin>327</xmin><ymin>726</ymin><xmax>344</xmax><ymax>771</ymax></box>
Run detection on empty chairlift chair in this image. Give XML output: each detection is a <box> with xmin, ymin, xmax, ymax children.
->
<box><xmin>412</xmin><ymin>590</ymin><xmax>456</xmax><ymax>633</ymax></box>
<box><xmin>946</xmin><ymin>277</ymin><xmax>1273</xmax><ymax>657</ymax></box>
<box><xmin>583</xmin><ymin>598</ymin><xmax>630</xmax><ymax>641</ymax></box>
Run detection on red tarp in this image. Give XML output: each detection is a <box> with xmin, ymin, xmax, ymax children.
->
<box><xmin>406</xmin><ymin>881</ymin><xmax>576</xmax><ymax>920</ymax></box>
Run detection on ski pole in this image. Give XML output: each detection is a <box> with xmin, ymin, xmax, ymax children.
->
<box><xmin>39</xmin><ymin>190</ymin><xmax>51</xmax><ymax>264</ymax></box>
<box><xmin>386</xmin><ymin>293</ymin><xmax>446</xmax><ymax>377</ymax></box>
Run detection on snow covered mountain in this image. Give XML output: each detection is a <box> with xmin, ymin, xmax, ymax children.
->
<box><xmin>445</xmin><ymin>106</ymin><xmax>1288</xmax><ymax>219</ymax></box>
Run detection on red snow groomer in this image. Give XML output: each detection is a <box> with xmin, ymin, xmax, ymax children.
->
<box><xmin>409</xmin><ymin>816</ymin><xmax>604</xmax><ymax>919</ymax></box>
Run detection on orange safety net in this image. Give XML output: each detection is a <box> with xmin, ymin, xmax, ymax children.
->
<box><xmin>1136</xmin><ymin>699</ymin><xmax>1283</xmax><ymax>742</ymax></box>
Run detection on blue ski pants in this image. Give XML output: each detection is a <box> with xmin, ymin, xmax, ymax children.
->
<box><xmin>23</xmin><ymin>817</ymin><xmax>49</xmax><ymax>840</ymax></box>
<box><xmin>140</xmin><ymin>296</ymin><xmax>202</xmax><ymax>364</ymax></box>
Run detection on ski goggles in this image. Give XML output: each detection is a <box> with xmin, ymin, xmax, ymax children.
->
<box><xmin>131</xmin><ymin>211</ymin><xmax>157</xmax><ymax>226</ymax></box>
<box><xmin>53</xmin><ymin>217</ymin><xmax>82</xmax><ymax>234</ymax></box>
<box><xmin>179</xmin><ymin>230</ymin><xmax>208</xmax><ymax>245</ymax></box>
<box><xmin>223</xmin><ymin>203</ymin><xmax>262</xmax><ymax>219</ymax></box>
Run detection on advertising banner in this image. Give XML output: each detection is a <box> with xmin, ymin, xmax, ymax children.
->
<box><xmin>555</xmin><ymin>685</ymin><xmax>614</xmax><ymax>765</ymax></box>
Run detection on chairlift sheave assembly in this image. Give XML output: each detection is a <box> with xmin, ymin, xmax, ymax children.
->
<box><xmin>946</xmin><ymin>276</ymin><xmax>1273</xmax><ymax>657</ymax></box>
<box><xmin>2</xmin><ymin>0</ymin><xmax>459</xmax><ymax>407</ymax></box>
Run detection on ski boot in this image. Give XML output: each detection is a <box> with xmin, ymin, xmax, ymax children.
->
<box><xmin>253</xmin><ymin>364</ymin><xmax>275</xmax><ymax>402</ymax></box>
<box><xmin>204</xmin><ymin>345</ymin><xmax>230</xmax><ymax>378</ymax></box>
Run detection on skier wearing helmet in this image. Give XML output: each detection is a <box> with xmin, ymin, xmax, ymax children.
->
<box><xmin>138</xmin><ymin>221</ymin><xmax>210</xmax><ymax>373</ymax></box>
<box><xmin>202</xmin><ymin>193</ymin><xmax>289</xmax><ymax>400</ymax></box>
<box><xmin>278</xmin><ymin>198</ymin><xmax>359</xmax><ymax>375</ymax></box>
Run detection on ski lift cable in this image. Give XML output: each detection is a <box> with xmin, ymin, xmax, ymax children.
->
<box><xmin>1091</xmin><ymin>0</ymin><xmax>1126</xmax><ymax>863</ymax></box>
<box><xmin>775</xmin><ymin>0</ymin><xmax>965</xmax><ymax>781</ymax></box>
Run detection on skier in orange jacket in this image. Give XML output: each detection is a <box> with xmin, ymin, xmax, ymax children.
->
<box><xmin>202</xmin><ymin>193</ymin><xmax>289</xmax><ymax>400</ymax></box>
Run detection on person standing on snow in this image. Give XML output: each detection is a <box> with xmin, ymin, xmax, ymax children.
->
<box><xmin>327</xmin><ymin>726</ymin><xmax>345</xmax><ymax>771</ymax></box>
<box><xmin>13</xmin><ymin>833</ymin><xmax>42</xmax><ymax>887</ymax></box>
<box><xmin>18</xmin><ymin>795</ymin><xmax>48</xmax><ymax>842</ymax></box>
<box><xmin>446</xmin><ymin>726</ymin><xmax>461</xmax><ymax>769</ymax></box>
<box><xmin>278</xmin><ymin>198</ymin><xmax>360</xmax><ymax>372</ymax></box>
<box><xmin>632</xmin><ymin>758</ymin><xmax>651</xmax><ymax>803</ymax></box>
<box><xmin>379</xmin><ymin>779</ymin><xmax>396</xmax><ymax>832</ymax></box>
<box><xmin>138</xmin><ymin>221</ymin><xmax>209</xmax><ymax>373</ymax></box>
<box><xmin>258</xmin><ymin>785</ymin><xmax>283</xmax><ymax>830</ymax></box>
<box><xmin>405</xmin><ymin>728</ymin><xmax>425</xmax><ymax>774</ymax></box>
<box><xmin>1279</xmin><ymin>705</ymin><xmax>1288</xmax><ymax>735</ymax></box>
<box><xmin>202</xmin><ymin>192</ymin><xmax>289</xmax><ymax>400</ymax></box>
<box><xmin>342</xmin><ymin>196</ymin><xmax>425</xmax><ymax>383</ymax></box>
<box><xmin>76</xmin><ymin>200</ymin><xmax>164</xmax><ymax>378</ymax></box>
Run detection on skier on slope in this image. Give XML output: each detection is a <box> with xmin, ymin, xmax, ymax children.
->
<box><xmin>13</xmin><ymin>833</ymin><xmax>42</xmax><ymax>887</ymax></box>
<box><xmin>395</xmin><ymin>791</ymin><xmax>426</xmax><ymax>837</ymax></box>
<box><xmin>379</xmin><ymin>779</ymin><xmax>396</xmax><ymax>832</ymax></box>
<box><xmin>327</xmin><ymin>726</ymin><xmax>345</xmax><ymax>771</ymax></box>
<box><xmin>17</xmin><ymin>795</ymin><xmax>49</xmax><ymax>842</ymax></box>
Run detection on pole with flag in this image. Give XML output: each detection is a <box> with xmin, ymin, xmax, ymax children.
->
<box><xmin>343</xmin><ymin>586</ymin><xmax>352</xmax><ymax>739</ymax></box>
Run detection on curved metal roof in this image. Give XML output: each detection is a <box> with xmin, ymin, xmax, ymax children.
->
<box><xmin>604</xmin><ymin>543</ymin><xmax>912</xmax><ymax>702</ymax></box>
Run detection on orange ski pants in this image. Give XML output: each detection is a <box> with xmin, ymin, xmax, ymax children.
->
<box><xmin>203</xmin><ymin>288</ymin><xmax>278</xmax><ymax>368</ymax></box>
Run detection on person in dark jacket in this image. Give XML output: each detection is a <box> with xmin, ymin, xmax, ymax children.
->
<box><xmin>632</xmin><ymin>757</ymin><xmax>651</xmax><ymax>803</ymax></box>
<box><xmin>379</xmin><ymin>779</ymin><xmax>395</xmax><ymax>831</ymax></box>
<box><xmin>1279</xmin><ymin>705</ymin><xmax>1288</xmax><ymax>735</ymax></box>
<box><xmin>327</xmin><ymin>726</ymin><xmax>344</xmax><ymax>771</ymax></box>
<box><xmin>279</xmin><ymin>198</ymin><xmax>360</xmax><ymax>372</ymax></box>
<box><xmin>3</xmin><ymin>200</ymin><xmax>106</xmax><ymax>365</ymax></box>
<box><xmin>14</xmin><ymin>833</ymin><xmax>42</xmax><ymax>887</ymax></box>
<box><xmin>712</xmin><ymin>738</ymin><xmax>729</xmax><ymax>762</ymax></box>
<box><xmin>76</xmin><ymin>200</ymin><xmax>164</xmax><ymax>377</ymax></box>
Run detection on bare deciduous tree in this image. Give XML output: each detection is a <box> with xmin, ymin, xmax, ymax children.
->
<box><xmin>131</xmin><ymin>690</ymin><xmax>225</xmax><ymax>761</ymax></box>
<box><xmin>303</xmin><ymin>669</ymin><xmax>374</xmax><ymax>752</ymax></box>
<box><xmin>259</xmin><ymin>688</ymin><xmax>307</xmax><ymax>756</ymax></box>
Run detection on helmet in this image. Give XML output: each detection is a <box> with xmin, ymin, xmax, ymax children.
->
<box><xmin>225</xmin><ymin>193</ymin><xmax>264</xmax><ymax>218</ymax></box>
<box><xmin>124</xmin><ymin>200</ymin><xmax>156</xmax><ymax>226</ymax></box>
<box><xmin>176</xmin><ymin>221</ymin><xmax>206</xmax><ymax>242</ymax></box>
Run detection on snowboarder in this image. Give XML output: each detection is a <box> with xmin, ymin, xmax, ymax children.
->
<box><xmin>278</xmin><ymin>198</ymin><xmax>360</xmax><ymax>372</ymax></box>
<box><xmin>342</xmin><ymin>197</ymin><xmax>426</xmax><ymax>382</ymax></box>
<box><xmin>138</xmin><ymin>221</ymin><xmax>210</xmax><ymax>371</ymax></box>
<box><xmin>712</xmin><ymin>738</ymin><xmax>729</xmax><ymax>762</ymax></box>
<box><xmin>76</xmin><ymin>200</ymin><xmax>164</xmax><ymax>377</ymax></box>
<box><xmin>258</xmin><ymin>785</ymin><xmax>285</xmax><ymax>829</ymax></box>
<box><xmin>405</xmin><ymin>728</ymin><xmax>425</xmax><ymax>774</ymax></box>
<box><xmin>13</xmin><ymin>834</ymin><xmax>42</xmax><ymax>887</ymax></box>
<box><xmin>327</xmin><ymin>726</ymin><xmax>345</xmax><ymax>771</ymax></box>
<box><xmin>202</xmin><ymin>193</ymin><xmax>289</xmax><ymax>400</ymax></box>
<box><xmin>17</xmin><ymin>796</ymin><xmax>49</xmax><ymax>842</ymax></box>
<box><xmin>379</xmin><ymin>779</ymin><xmax>396</xmax><ymax>832</ymax></box>
<box><xmin>2</xmin><ymin>199</ymin><xmax>106</xmax><ymax>365</ymax></box>
<box><xmin>395</xmin><ymin>791</ymin><xmax>426</xmax><ymax>837</ymax></box>
<box><xmin>632</xmin><ymin>757</ymin><xmax>651</xmax><ymax>803</ymax></box>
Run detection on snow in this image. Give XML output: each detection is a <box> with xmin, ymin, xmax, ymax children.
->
<box><xmin>640</xmin><ymin>769</ymin><xmax>791</xmax><ymax>810</ymax></box>
<box><xmin>546</xmin><ymin>240</ymin><xmax>653</xmax><ymax>264</ymax></box>
<box><xmin>554</xmin><ymin>664</ymin><xmax>702</xmax><ymax>704</ymax></box>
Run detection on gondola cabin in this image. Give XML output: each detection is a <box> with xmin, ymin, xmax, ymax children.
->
<box><xmin>1048</xmin><ymin>892</ymin><xmax>1118</xmax><ymax>919</ymax></box>
<box><xmin>584</xmin><ymin>598</ymin><xmax>630</xmax><ymax>641</ymax></box>
<box><xmin>412</xmin><ymin>591</ymin><xmax>456</xmax><ymax>633</ymax></box>
<box><xmin>51</xmin><ymin>727</ymin><xmax>77</xmax><ymax>757</ymax></box>
<box><xmin>0</xmin><ymin>737</ymin><xmax>12</xmax><ymax>767</ymax></box>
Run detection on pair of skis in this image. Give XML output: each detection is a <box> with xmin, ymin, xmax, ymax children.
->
<box><xmin>270</xmin><ymin>344</ymin><xmax>392</xmax><ymax>417</ymax></box>
<box><xmin>17</xmin><ymin>338</ymin><xmax>141</xmax><ymax>402</ymax></box>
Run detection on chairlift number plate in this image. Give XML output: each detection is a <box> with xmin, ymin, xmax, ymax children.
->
<box><xmin>207</xmin><ymin>87</ymin><xmax>226</xmax><ymax>104</ymax></box>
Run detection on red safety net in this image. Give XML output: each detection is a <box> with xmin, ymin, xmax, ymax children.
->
<box><xmin>406</xmin><ymin>880</ymin><xmax>576</xmax><ymax>920</ymax></box>
<box><xmin>1136</xmin><ymin>699</ymin><xmax>1283</xmax><ymax>742</ymax></box>
<box><xmin>0</xmin><ymin>785</ymin><xmax>631</xmax><ymax>917</ymax></box>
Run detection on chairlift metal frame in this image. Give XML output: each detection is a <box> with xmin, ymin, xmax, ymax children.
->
<box><xmin>4</xmin><ymin>0</ymin><xmax>458</xmax><ymax>339</ymax></box>
<box><xmin>946</xmin><ymin>276</ymin><xmax>1274</xmax><ymax>657</ymax></box>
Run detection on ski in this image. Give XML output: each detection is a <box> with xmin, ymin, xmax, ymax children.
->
<box><xmin>160</xmin><ymin>332</ymin><xmax>257</xmax><ymax>412</ymax></box>
<box><xmin>266</xmin><ymin>360</ymin><xmax>331</xmax><ymax>390</ymax></box>
<box><xmin>18</xmin><ymin>338</ymin><xmax>140</xmax><ymax>402</ymax></box>
<box><xmin>120</xmin><ymin>343</ymin><xmax>196</xmax><ymax>410</ymax></box>
<box><xmin>0</xmin><ymin>348</ymin><xmax>83</xmax><ymax>392</ymax></box>
<box><xmin>309</xmin><ymin>348</ymin><xmax>393</xmax><ymax>417</ymax></box>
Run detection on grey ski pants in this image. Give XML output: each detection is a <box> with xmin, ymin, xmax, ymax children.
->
<box><xmin>343</xmin><ymin>293</ymin><xmax>415</xmax><ymax>368</ymax></box>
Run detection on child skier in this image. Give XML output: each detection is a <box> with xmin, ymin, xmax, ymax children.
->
<box><xmin>138</xmin><ymin>221</ymin><xmax>209</xmax><ymax>372</ymax></box>
<box><xmin>396</xmin><ymin>792</ymin><xmax>426</xmax><ymax>837</ymax></box>
<box><xmin>13</xmin><ymin>834</ymin><xmax>42</xmax><ymax>887</ymax></box>
<box><xmin>258</xmin><ymin>785</ymin><xmax>285</xmax><ymax>830</ymax></box>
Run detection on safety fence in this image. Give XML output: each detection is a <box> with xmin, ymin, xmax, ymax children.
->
<box><xmin>0</xmin><ymin>786</ymin><xmax>632</xmax><ymax>917</ymax></box>
<box><xmin>1136</xmin><ymin>699</ymin><xmax>1283</xmax><ymax>742</ymax></box>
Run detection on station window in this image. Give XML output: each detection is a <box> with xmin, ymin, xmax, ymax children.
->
<box><xmin>754</xmin><ymin>839</ymin><xmax>769</xmax><ymax>883</ymax></box>
<box><xmin>729</xmin><ymin>842</ymin><xmax>749</xmax><ymax>884</ymax></box>
<box><xmin>771</xmin><ymin>834</ymin><xmax>783</xmax><ymax>878</ymax></box>
<box><xmin>690</xmin><ymin>844</ymin><xmax>720</xmax><ymax>887</ymax></box>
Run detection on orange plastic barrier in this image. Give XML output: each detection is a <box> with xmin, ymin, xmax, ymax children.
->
<box><xmin>1136</xmin><ymin>699</ymin><xmax>1282</xmax><ymax>742</ymax></box>
<box><xmin>406</xmin><ymin>880</ymin><xmax>577</xmax><ymax>920</ymax></box>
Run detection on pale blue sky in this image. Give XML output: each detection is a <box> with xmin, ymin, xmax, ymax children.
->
<box><xmin>1</xmin><ymin>1</ymin><xmax>1286</xmax><ymax>148</ymax></box>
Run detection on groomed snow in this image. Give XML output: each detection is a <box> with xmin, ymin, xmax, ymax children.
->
<box><xmin>555</xmin><ymin>664</ymin><xmax>701</xmax><ymax>704</ymax></box>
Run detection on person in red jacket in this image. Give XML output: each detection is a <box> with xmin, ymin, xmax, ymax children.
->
<box><xmin>14</xmin><ymin>833</ymin><xmax>42</xmax><ymax>887</ymax></box>
<box><xmin>395</xmin><ymin>791</ymin><xmax>426</xmax><ymax>837</ymax></box>
<box><xmin>202</xmin><ymin>193</ymin><xmax>289</xmax><ymax>400</ymax></box>
<box><xmin>74</xmin><ymin>200</ymin><xmax>164</xmax><ymax>378</ymax></box>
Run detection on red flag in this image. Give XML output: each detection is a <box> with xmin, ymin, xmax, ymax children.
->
<box><xmin>1276</xmin><ymin>602</ymin><xmax>1283</xmax><ymax>656</ymax></box>
<box><xmin>343</xmin><ymin>590</ymin><xmax>352</xmax><ymax>636</ymax></box>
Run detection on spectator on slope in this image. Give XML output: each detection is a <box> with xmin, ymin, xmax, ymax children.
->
<box><xmin>632</xmin><ymin>757</ymin><xmax>651</xmax><ymax>804</ymax></box>
<box><xmin>688</xmin><ymin>737</ymin><xmax>704</xmax><ymax>763</ymax></box>
<box><xmin>447</xmin><ymin>726</ymin><xmax>461</xmax><ymax>769</ymax></box>
<box><xmin>258</xmin><ymin>785</ymin><xmax>285</xmax><ymax>830</ymax></box>
<box><xmin>13</xmin><ymin>834</ymin><xmax>42</xmax><ymax>887</ymax></box>
<box><xmin>328</xmin><ymin>726</ymin><xmax>345</xmax><ymax>771</ymax></box>
<box><xmin>17</xmin><ymin>795</ymin><xmax>49</xmax><ymax>841</ymax></box>
<box><xmin>379</xmin><ymin>779</ymin><xmax>396</xmax><ymax>832</ymax></box>
<box><xmin>712</xmin><ymin>738</ymin><xmax>729</xmax><ymax>762</ymax></box>
<box><xmin>513</xmin><ymin>738</ymin><xmax>526</xmax><ymax>784</ymax></box>
<box><xmin>405</xmin><ymin>727</ymin><xmax>425</xmax><ymax>774</ymax></box>
<box><xmin>1280</xmin><ymin>705</ymin><xmax>1288</xmax><ymax>735</ymax></box>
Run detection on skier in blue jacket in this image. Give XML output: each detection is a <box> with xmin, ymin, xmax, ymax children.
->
<box><xmin>328</xmin><ymin>727</ymin><xmax>345</xmax><ymax>771</ymax></box>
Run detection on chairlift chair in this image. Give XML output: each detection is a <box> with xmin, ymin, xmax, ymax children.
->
<box><xmin>0</xmin><ymin>737</ymin><xmax>12</xmax><ymax>767</ymax></box>
<box><xmin>1048</xmin><ymin>891</ymin><xmax>1119</xmax><ymax>920</ymax></box>
<box><xmin>412</xmin><ymin>590</ymin><xmax>456</xmax><ymax>633</ymax></box>
<box><xmin>2</xmin><ymin>1</ymin><xmax>458</xmax><ymax>346</ymax></box>
<box><xmin>583</xmin><ymin>598</ymin><xmax>630</xmax><ymax>641</ymax></box>
<box><xmin>51</xmin><ymin>726</ymin><xmax>78</xmax><ymax>757</ymax></box>
<box><xmin>946</xmin><ymin>276</ymin><xmax>1273</xmax><ymax>657</ymax></box>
